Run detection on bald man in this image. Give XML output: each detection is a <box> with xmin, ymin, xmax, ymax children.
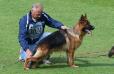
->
<box><xmin>18</xmin><ymin>3</ymin><xmax>68</xmax><ymax>63</ymax></box>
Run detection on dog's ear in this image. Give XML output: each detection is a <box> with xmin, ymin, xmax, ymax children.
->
<box><xmin>80</xmin><ymin>14</ymin><xmax>84</xmax><ymax>21</ymax></box>
<box><xmin>85</xmin><ymin>14</ymin><xmax>87</xmax><ymax>18</ymax></box>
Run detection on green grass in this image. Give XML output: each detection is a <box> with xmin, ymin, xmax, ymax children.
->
<box><xmin>0</xmin><ymin>0</ymin><xmax>114</xmax><ymax>74</ymax></box>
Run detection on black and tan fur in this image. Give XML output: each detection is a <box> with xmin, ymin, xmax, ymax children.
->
<box><xmin>24</xmin><ymin>14</ymin><xmax>95</xmax><ymax>70</ymax></box>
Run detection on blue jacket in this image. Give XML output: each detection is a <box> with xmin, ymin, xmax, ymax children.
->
<box><xmin>18</xmin><ymin>12</ymin><xmax>63</xmax><ymax>51</ymax></box>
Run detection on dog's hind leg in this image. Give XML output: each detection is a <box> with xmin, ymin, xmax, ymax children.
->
<box><xmin>24</xmin><ymin>57</ymin><xmax>38</xmax><ymax>70</ymax></box>
<box><xmin>24</xmin><ymin>47</ymin><xmax>49</xmax><ymax>70</ymax></box>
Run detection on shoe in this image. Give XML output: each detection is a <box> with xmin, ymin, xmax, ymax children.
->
<box><xmin>17</xmin><ymin>56</ymin><xmax>25</xmax><ymax>62</ymax></box>
<box><xmin>18</xmin><ymin>49</ymin><xmax>26</xmax><ymax>62</ymax></box>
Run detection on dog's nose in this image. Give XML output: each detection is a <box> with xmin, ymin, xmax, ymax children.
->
<box><xmin>91</xmin><ymin>25</ymin><xmax>95</xmax><ymax>30</ymax></box>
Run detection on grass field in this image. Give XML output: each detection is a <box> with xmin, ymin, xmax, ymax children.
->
<box><xmin>0</xmin><ymin>0</ymin><xmax>114</xmax><ymax>74</ymax></box>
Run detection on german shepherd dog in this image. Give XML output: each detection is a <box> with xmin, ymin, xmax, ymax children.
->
<box><xmin>24</xmin><ymin>14</ymin><xmax>95</xmax><ymax>70</ymax></box>
<box><xmin>108</xmin><ymin>46</ymin><xmax>114</xmax><ymax>57</ymax></box>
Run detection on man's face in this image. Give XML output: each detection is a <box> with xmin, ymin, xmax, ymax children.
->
<box><xmin>31</xmin><ymin>6</ymin><xmax>43</xmax><ymax>19</ymax></box>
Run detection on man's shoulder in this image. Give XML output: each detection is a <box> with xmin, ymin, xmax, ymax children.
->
<box><xmin>19</xmin><ymin>13</ymin><xmax>28</xmax><ymax>22</ymax></box>
<box><xmin>19</xmin><ymin>14</ymin><xmax>28</xmax><ymax>26</ymax></box>
<box><xmin>42</xmin><ymin>12</ymin><xmax>49</xmax><ymax>17</ymax></box>
<box><xmin>42</xmin><ymin>12</ymin><xmax>50</xmax><ymax>18</ymax></box>
<box><xmin>42</xmin><ymin>12</ymin><xmax>47</xmax><ymax>15</ymax></box>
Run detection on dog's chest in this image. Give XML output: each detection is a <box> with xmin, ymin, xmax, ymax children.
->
<box><xmin>72</xmin><ymin>36</ymin><xmax>82</xmax><ymax>49</ymax></box>
<box><xmin>75</xmin><ymin>40</ymin><xmax>82</xmax><ymax>48</ymax></box>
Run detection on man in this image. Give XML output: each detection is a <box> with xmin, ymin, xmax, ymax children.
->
<box><xmin>18</xmin><ymin>3</ymin><xmax>68</xmax><ymax>63</ymax></box>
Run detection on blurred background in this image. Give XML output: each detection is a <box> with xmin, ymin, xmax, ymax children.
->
<box><xmin>0</xmin><ymin>0</ymin><xmax>114</xmax><ymax>74</ymax></box>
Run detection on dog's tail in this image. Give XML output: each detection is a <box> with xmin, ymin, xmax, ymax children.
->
<box><xmin>108</xmin><ymin>46</ymin><xmax>114</xmax><ymax>58</ymax></box>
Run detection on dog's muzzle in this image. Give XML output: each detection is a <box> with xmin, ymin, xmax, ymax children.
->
<box><xmin>83</xmin><ymin>25</ymin><xmax>95</xmax><ymax>34</ymax></box>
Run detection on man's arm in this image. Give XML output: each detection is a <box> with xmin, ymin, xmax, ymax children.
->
<box><xmin>18</xmin><ymin>16</ymin><xmax>29</xmax><ymax>51</ymax></box>
<box><xmin>43</xmin><ymin>12</ymin><xmax>65</xmax><ymax>29</ymax></box>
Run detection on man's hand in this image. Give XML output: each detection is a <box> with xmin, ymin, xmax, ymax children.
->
<box><xmin>26</xmin><ymin>49</ymin><xmax>32</xmax><ymax>58</ymax></box>
<box><xmin>61</xmin><ymin>26</ymin><xmax>69</xmax><ymax>30</ymax></box>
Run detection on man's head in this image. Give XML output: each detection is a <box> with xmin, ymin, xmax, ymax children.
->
<box><xmin>31</xmin><ymin>3</ymin><xmax>43</xmax><ymax>19</ymax></box>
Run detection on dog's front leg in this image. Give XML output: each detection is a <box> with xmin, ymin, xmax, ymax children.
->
<box><xmin>67</xmin><ymin>48</ymin><xmax>79</xmax><ymax>68</ymax></box>
<box><xmin>67</xmin><ymin>49</ymin><xmax>74</xmax><ymax>67</ymax></box>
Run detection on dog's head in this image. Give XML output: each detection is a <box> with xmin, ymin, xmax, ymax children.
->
<box><xmin>79</xmin><ymin>14</ymin><xmax>95</xmax><ymax>34</ymax></box>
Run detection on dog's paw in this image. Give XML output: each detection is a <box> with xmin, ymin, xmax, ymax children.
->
<box><xmin>70</xmin><ymin>64</ymin><xmax>79</xmax><ymax>68</ymax></box>
<box><xmin>24</xmin><ymin>67</ymin><xmax>30</xmax><ymax>70</ymax></box>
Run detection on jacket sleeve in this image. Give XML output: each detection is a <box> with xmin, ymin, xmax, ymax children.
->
<box><xmin>18</xmin><ymin>16</ymin><xmax>29</xmax><ymax>51</ymax></box>
<box><xmin>43</xmin><ymin>12</ymin><xmax>64</xmax><ymax>29</ymax></box>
